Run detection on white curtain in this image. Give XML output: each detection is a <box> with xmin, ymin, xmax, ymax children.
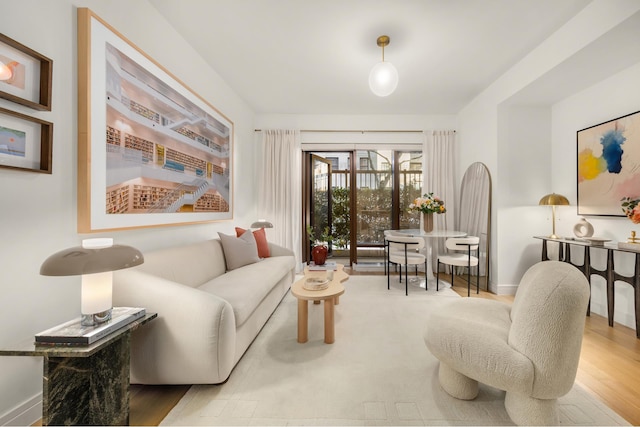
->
<box><xmin>258</xmin><ymin>130</ymin><xmax>302</xmax><ymax>268</ymax></box>
<box><xmin>422</xmin><ymin>130</ymin><xmax>456</xmax><ymax>266</ymax></box>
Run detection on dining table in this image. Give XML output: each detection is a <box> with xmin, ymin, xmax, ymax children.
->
<box><xmin>395</xmin><ymin>228</ymin><xmax>467</xmax><ymax>288</ymax></box>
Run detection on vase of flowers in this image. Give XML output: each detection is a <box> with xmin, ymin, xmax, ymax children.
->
<box><xmin>408</xmin><ymin>193</ymin><xmax>446</xmax><ymax>233</ymax></box>
<box><xmin>621</xmin><ymin>196</ymin><xmax>640</xmax><ymax>224</ymax></box>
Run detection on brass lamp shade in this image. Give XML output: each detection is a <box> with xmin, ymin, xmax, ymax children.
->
<box><xmin>539</xmin><ymin>193</ymin><xmax>570</xmax><ymax>206</ymax></box>
<box><xmin>539</xmin><ymin>193</ymin><xmax>570</xmax><ymax>239</ymax></box>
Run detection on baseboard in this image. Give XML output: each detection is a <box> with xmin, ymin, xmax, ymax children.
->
<box><xmin>493</xmin><ymin>283</ymin><xmax>518</xmax><ymax>295</ymax></box>
<box><xmin>0</xmin><ymin>393</ymin><xmax>41</xmax><ymax>426</ymax></box>
<box><xmin>589</xmin><ymin>301</ymin><xmax>636</xmax><ymax>331</ymax></box>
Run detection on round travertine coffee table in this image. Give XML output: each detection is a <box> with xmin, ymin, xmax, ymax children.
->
<box><xmin>291</xmin><ymin>264</ymin><xmax>348</xmax><ymax>344</ymax></box>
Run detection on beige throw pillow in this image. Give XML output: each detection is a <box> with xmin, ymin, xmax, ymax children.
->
<box><xmin>218</xmin><ymin>231</ymin><xmax>261</xmax><ymax>271</ymax></box>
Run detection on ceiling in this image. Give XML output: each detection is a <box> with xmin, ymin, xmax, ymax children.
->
<box><xmin>148</xmin><ymin>0</ymin><xmax>592</xmax><ymax>115</ymax></box>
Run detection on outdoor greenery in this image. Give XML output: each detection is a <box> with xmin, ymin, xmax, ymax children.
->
<box><xmin>310</xmin><ymin>178</ymin><xmax>422</xmax><ymax>249</ymax></box>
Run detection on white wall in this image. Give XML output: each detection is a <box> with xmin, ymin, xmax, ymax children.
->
<box><xmin>551</xmin><ymin>61</ymin><xmax>640</xmax><ymax>328</ymax></box>
<box><xmin>458</xmin><ymin>1</ymin><xmax>640</xmax><ymax>295</ymax></box>
<box><xmin>0</xmin><ymin>0</ymin><xmax>256</xmax><ymax>424</ymax></box>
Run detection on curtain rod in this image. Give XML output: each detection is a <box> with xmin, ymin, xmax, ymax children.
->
<box><xmin>253</xmin><ymin>129</ymin><xmax>454</xmax><ymax>133</ymax></box>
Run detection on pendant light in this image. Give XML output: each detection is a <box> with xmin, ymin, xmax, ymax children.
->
<box><xmin>369</xmin><ymin>35</ymin><xmax>398</xmax><ymax>97</ymax></box>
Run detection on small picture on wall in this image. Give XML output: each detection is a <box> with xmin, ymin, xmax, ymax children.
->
<box><xmin>0</xmin><ymin>106</ymin><xmax>52</xmax><ymax>173</ymax></box>
<box><xmin>0</xmin><ymin>33</ymin><xmax>52</xmax><ymax>111</ymax></box>
<box><xmin>577</xmin><ymin>110</ymin><xmax>640</xmax><ymax>216</ymax></box>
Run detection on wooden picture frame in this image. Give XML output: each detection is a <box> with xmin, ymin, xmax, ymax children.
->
<box><xmin>0</xmin><ymin>33</ymin><xmax>53</xmax><ymax>111</ymax></box>
<box><xmin>577</xmin><ymin>110</ymin><xmax>640</xmax><ymax>216</ymax></box>
<box><xmin>0</xmin><ymin>106</ymin><xmax>52</xmax><ymax>173</ymax></box>
<box><xmin>77</xmin><ymin>8</ymin><xmax>234</xmax><ymax>233</ymax></box>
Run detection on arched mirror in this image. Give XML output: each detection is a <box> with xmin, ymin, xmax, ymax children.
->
<box><xmin>458</xmin><ymin>162</ymin><xmax>491</xmax><ymax>289</ymax></box>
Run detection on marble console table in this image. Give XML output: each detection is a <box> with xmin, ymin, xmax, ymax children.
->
<box><xmin>534</xmin><ymin>236</ymin><xmax>639</xmax><ymax>338</ymax></box>
<box><xmin>0</xmin><ymin>313</ymin><xmax>156</xmax><ymax>425</ymax></box>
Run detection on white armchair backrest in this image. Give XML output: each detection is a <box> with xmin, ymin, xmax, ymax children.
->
<box><xmin>509</xmin><ymin>261</ymin><xmax>590</xmax><ymax>398</ymax></box>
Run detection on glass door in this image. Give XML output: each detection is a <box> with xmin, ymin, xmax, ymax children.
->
<box><xmin>355</xmin><ymin>150</ymin><xmax>393</xmax><ymax>265</ymax></box>
<box><xmin>304</xmin><ymin>155</ymin><xmax>332</xmax><ymax>260</ymax></box>
<box><xmin>303</xmin><ymin>149</ymin><xmax>422</xmax><ymax>268</ymax></box>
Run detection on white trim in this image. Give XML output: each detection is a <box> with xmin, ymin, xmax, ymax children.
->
<box><xmin>0</xmin><ymin>393</ymin><xmax>41</xmax><ymax>426</ymax></box>
<box><xmin>590</xmin><ymin>302</ymin><xmax>636</xmax><ymax>331</ymax></box>
<box><xmin>301</xmin><ymin>131</ymin><xmax>424</xmax><ymax>150</ymax></box>
<box><xmin>494</xmin><ymin>283</ymin><xmax>518</xmax><ymax>295</ymax></box>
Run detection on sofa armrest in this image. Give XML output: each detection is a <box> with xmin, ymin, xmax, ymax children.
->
<box><xmin>268</xmin><ymin>242</ymin><xmax>294</xmax><ymax>258</ymax></box>
<box><xmin>113</xmin><ymin>269</ymin><xmax>236</xmax><ymax>384</ymax></box>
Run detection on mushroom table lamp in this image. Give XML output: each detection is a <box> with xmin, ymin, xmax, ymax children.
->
<box><xmin>40</xmin><ymin>238</ymin><xmax>144</xmax><ymax>326</ymax></box>
<box><xmin>539</xmin><ymin>193</ymin><xmax>570</xmax><ymax>239</ymax></box>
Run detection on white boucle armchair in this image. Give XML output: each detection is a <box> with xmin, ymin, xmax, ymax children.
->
<box><xmin>424</xmin><ymin>261</ymin><xmax>590</xmax><ymax>426</ymax></box>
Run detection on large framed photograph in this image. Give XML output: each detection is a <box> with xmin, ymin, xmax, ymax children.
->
<box><xmin>77</xmin><ymin>8</ymin><xmax>233</xmax><ymax>232</ymax></box>
<box><xmin>577</xmin><ymin>110</ymin><xmax>640</xmax><ymax>216</ymax></box>
<box><xmin>0</xmin><ymin>106</ymin><xmax>52</xmax><ymax>173</ymax></box>
<box><xmin>0</xmin><ymin>33</ymin><xmax>53</xmax><ymax>111</ymax></box>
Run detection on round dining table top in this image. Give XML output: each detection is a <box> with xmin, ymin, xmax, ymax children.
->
<box><xmin>395</xmin><ymin>229</ymin><xmax>467</xmax><ymax>238</ymax></box>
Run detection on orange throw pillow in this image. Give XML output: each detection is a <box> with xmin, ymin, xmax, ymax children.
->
<box><xmin>235</xmin><ymin>227</ymin><xmax>270</xmax><ymax>258</ymax></box>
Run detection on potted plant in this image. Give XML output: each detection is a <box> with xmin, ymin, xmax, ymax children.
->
<box><xmin>307</xmin><ymin>225</ymin><xmax>333</xmax><ymax>266</ymax></box>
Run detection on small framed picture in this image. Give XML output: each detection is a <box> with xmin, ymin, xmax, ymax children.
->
<box><xmin>0</xmin><ymin>33</ymin><xmax>53</xmax><ymax>111</ymax></box>
<box><xmin>0</xmin><ymin>106</ymin><xmax>52</xmax><ymax>173</ymax></box>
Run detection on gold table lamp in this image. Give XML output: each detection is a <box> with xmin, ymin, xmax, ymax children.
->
<box><xmin>539</xmin><ymin>193</ymin><xmax>570</xmax><ymax>239</ymax></box>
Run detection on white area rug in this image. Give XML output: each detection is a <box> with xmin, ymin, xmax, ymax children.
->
<box><xmin>161</xmin><ymin>275</ymin><xmax>628</xmax><ymax>426</ymax></box>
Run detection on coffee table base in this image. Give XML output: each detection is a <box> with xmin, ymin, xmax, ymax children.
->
<box><xmin>297</xmin><ymin>296</ymin><xmax>340</xmax><ymax>344</ymax></box>
<box><xmin>292</xmin><ymin>264</ymin><xmax>347</xmax><ymax>345</ymax></box>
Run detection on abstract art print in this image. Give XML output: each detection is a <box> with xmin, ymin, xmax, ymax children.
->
<box><xmin>577</xmin><ymin>110</ymin><xmax>640</xmax><ymax>216</ymax></box>
<box><xmin>77</xmin><ymin>8</ymin><xmax>233</xmax><ymax>232</ymax></box>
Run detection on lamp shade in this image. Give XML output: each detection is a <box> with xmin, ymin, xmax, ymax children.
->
<box><xmin>538</xmin><ymin>193</ymin><xmax>570</xmax><ymax>206</ymax></box>
<box><xmin>369</xmin><ymin>61</ymin><xmax>398</xmax><ymax>97</ymax></box>
<box><xmin>40</xmin><ymin>239</ymin><xmax>144</xmax><ymax>276</ymax></box>
<box><xmin>250</xmin><ymin>219</ymin><xmax>273</xmax><ymax>228</ymax></box>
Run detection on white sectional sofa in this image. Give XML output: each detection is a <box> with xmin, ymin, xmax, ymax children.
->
<box><xmin>113</xmin><ymin>238</ymin><xmax>296</xmax><ymax>385</ymax></box>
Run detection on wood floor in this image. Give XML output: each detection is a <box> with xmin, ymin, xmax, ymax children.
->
<box><xmin>125</xmin><ymin>272</ymin><xmax>640</xmax><ymax>426</ymax></box>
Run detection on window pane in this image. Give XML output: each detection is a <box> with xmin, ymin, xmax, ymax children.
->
<box><xmin>398</xmin><ymin>151</ymin><xmax>422</xmax><ymax>229</ymax></box>
<box><xmin>356</xmin><ymin>150</ymin><xmax>392</xmax><ymax>257</ymax></box>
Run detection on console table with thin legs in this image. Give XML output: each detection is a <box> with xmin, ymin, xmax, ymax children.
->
<box><xmin>534</xmin><ymin>236</ymin><xmax>639</xmax><ymax>338</ymax></box>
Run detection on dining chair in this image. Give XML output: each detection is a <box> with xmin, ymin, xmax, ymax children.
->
<box><xmin>436</xmin><ymin>236</ymin><xmax>480</xmax><ymax>296</ymax></box>
<box><xmin>385</xmin><ymin>235</ymin><xmax>427</xmax><ymax>295</ymax></box>
<box><xmin>383</xmin><ymin>230</ymin><xmax>405</xmax><ymax>276</ymax></box>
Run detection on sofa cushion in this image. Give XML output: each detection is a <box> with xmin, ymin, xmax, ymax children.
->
<box><xmin>198</xmin><ymin>255</ymin><xmax>295</xmax><ymax>326</ymax></box>
<box><xmin>218</xmin><ymin>231</ymin><xmax>261</xmax><ymax>271</ymax></box>
<box><xmin>235</xmin><ymin>227</ymin><xmax>270</xmax><ymax>258</ymax></box>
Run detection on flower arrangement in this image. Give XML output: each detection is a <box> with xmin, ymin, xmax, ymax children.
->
<box><xmin>621</xmin><ymin>196</ymin><xmax>640</xmax><ymax>224</ymax></box>
<box><xmin>409</xmin><ymin>193</ymin><xmax>446</xmax><ymax>214</ymax></box>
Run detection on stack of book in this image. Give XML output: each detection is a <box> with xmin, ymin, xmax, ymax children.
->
<box><xmin>308</xmin><ymin>261</ymin><xmax>337</xmax><ymax>271</ymax></box>
<box><xmin>35</xmin><ymin>307</ymin><xmax>146</xmax><ymax>345</ymax></box>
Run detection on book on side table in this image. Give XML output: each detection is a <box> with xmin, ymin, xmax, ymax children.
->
<box><xmin>308</xmin><ymin>261</ymin><xmax>338</xmax><ymax>271</ymax></box>
<box><xmin>35</xmin><ymin>307</ymin><xmax>146</xmax><ymax>345</ymax></box>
